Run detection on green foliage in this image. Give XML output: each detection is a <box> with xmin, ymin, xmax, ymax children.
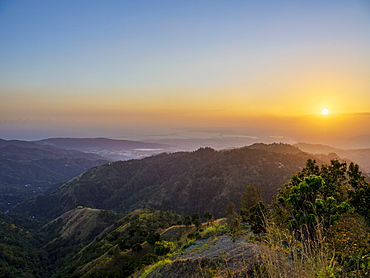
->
<box><xmin>18</xmin><ymin>144</ymin><xmax>324</xmax><ymax>220</ymax></box>
<box><xmin>278</xmin><ymin>174</ymin><xmax>350</xmax><ymax>241</ymax></box>
<box><xmin>52</xmin><ymin>209</ymin><xmax>182</xmax><ymax>278</ymax></box>
<box><xmin>0</xmin><ymin>213</ymin><xmax>46</xmax><ymax>277</ymax></box>
<box><xmin>191</xmin><ymin>213</ymin><xmax>202</xmax><ymax>229</ymax></box>
<box><xmin>225</xmin><ymin>202</ymin><xmax>241</xmax><ymax>240</ymax></box>
<box><xmin>82</xmin><ymin>253</ymin><xmax>139</xmax><ymax>278</ymax></box>
<box><xmin>240</xmin><ymin>185</ymin><xmax>262</xmax><ymax>220</ymax></box>
<box><xmin>145</xmin><ymin>232</ymin><xmax>160</xmax><ymax>245</ymax></box>
<box><xmin>140</xmin><ymin>253</ymin><xmax>159</xmax><ymax>266</ymax></box>
<box><xmin>276</xmin><ymin>159</ymin><xmax>367</xmax><ymax>242</ymax></box>
<box><xmin>104</xmin><ymin>243</ymin><xmax>114</xmax><ymax>253</ymax></box>
<box><xmin>139</xmin><ymin>259</ymin><xmax>171</xmax><ymax>278</ymax></box>
<box><xmin>203</xmin><ymin>211</ymin><xmax>214</xmax><ymax>226</ymax></box>
<box><xmin>264</xmin><ymin>159</ymin><xmax>370</xmax><ymax>277</ymax></box>
<box><xmin>184</xmin><ymin>215</ymin><xmax>192</xmax><ymax>227</ymax></box>
<box><xmin>347</xmin><ymin>162</ymin><xmax>370</xmax><ymax>226</ymax></box>
<box><xmin>240</xmin><ymin>185</ymin><xmax>267</xmax><ymax>234</ymax></box>
<box><xmin>181</xmin><ymin>239</ymin><xmax>196</xmax><ymax>250</ymax></box>
<box><xmin>154</xmin><ymin>240</ymin><xmax>175</xmax><ymax>256</ymax></box>
<box><xmin>247</xmin><ymin>202</ymin><xmax>267</xmax><ymax>234</ymax></box>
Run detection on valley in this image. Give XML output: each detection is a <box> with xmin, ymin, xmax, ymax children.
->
<box><xmin>1</xmin><ymin>139</ymin><xmax>370</xmax><ymax>277</ymax></box>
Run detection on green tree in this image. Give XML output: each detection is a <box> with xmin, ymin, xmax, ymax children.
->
<box><xmin>191</xmin><ymin>213</ymin><xmax>201</xmax><ymax>229</ymax></box>
<box><xmin>277</xmin><ymin>160</ymin><xmax>353</xmax><ymax>243</ymax></box>
<box><xmin>154</xmin><ymin>240</ymin><xmax>175</xmax><ymax>256</ymax></box>
<box><xmin>203</xmin><ymin>211</ymin><xmax>214</xmax><ymax>226</ymax></box>
<box><xmin>141</xmin><ymin>253</ymin><xmax>158</xmax><ymax>266</ymax></box>
<box><xmin>347</xmin><ymin>162</ymin><xmax>370</xmax><ymax>226</ymax></box>
<box><xmin>240</xmin><ymin>185</ymin><xmax>262</xmax><ymax>222</ymax></box>
<box><xmin>247</xmin><ymin>202</ymin><xmax>267</xmax><ymax>234</ymax></box>
<box><xmin>225</xmin><ymin>201</ymin><xmax>241</xmax><ymax>241</ymax></box>
<box><xmin>240</xmin><ymin>185</ymin><xmax>261</xmax><ymax>219</ymax></box>
<box><xmin>184</xmin><ymin>215</ymin><xmax>192</xmax><ymax>228</ymax></box>
<box><xmin>146</xmin><ymin>232</ymin><xmax>160</xmax><ymax>245</ymax></box>
<box><xmin>240</xmin><ymin>185</ymin><xmax>267</xmax><ymax>234</ymax></box>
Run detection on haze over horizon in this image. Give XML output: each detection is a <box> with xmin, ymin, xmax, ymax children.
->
<box><xmin>1</xmin><ymin>1</ymin><xmax>369</xmax><ymax>148</ymax></box>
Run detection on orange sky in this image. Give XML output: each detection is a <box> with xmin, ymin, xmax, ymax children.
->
<box><xmin>1</xmin><ymin>1</ymin><xmax>369</xmax><ymax>147</ymax></box>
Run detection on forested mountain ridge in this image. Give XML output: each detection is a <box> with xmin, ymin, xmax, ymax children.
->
<box><xmin>0</xmin><ymin>144</ymin><xmax>109</xmax><ymax>211</ymax></box>
<box><xmin>16</xmin><ymin>144</ymin><xmax>335</xmax><ymax>220</ymax></box>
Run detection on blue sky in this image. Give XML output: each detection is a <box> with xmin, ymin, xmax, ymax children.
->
<box><xmin>1</xmin><ymin>0</ymin><xmax>369</xmax><ymax>144</ymax></box>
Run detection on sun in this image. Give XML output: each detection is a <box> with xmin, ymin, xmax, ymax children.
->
<box><xmin>321</xmin><ymin>108</ymin><xmax>329</xmax><ymax>115</ymax></box>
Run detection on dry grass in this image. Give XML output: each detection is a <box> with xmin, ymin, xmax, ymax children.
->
<box><xmin>255</xmin><ymin>218</ymin><xmax>338</xmax><ymax>278</ymax></box>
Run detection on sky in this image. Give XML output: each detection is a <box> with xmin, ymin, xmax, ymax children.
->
<box><xmin>1</xmin><ymin>0</ymin><xmax>369</xmax><ymax>147</ymax></box>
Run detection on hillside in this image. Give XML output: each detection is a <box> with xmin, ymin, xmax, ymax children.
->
<box><xmin>294</xmin><ymin>142</ymin><xmax>370</xmax><ymax>173</ymax></box>
<box><xmin>16</xmin><ymin>144</ymin><xmax>334</xmax><ymax>220</ymax></box>
<box><xmin>2</xmin><ymin>153</ymin><xmax>370</xmax><ymax>277</ymax></box>
<box><xmin>0</xmin><ymin>213</ymin><xmax>45</xmax><ymax>278</ymax></box>
<box><xmin>0</xmin><ymin>145</ymin><xmax>109</xmax><ymax>211</ymax></box>
<box><xmin>41</xmin><ymin>208</ymin><xmax>184</xmax><ymax>277</ymax></box>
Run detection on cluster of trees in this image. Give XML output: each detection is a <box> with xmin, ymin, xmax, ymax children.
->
<box><xmin>277</xmin><ymin>159</ymin><xmax>370</xmax><ymax>241</ymax></box>
<box><xmin>226</xmin><ymin>159</ymin><xmax>370</xmax><ymax>276</ymax></box>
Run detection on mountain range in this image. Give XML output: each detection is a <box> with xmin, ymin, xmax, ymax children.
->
<box><xmin>0</xmin><ymin>137</ymin><xmax>171</xmax><ymax>212</ymax></box>
<box><xmin>2</xmin><ymin>139</ymin><xmax>370</xmax><ymax>277</ymax></box>
<box><xmin>16</xmin><ymin>143</ymin><xmax>338</xmax><ymax>220</ymax></box>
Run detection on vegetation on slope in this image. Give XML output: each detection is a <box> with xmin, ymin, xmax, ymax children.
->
<box><xmin>0</xmin><ymin>213</ymin><xmax>46</xmax><ymax>278</ymax></box>
<box><xmin>17</xmin><ymin>144</ymin><xmax>334</xmax><ymax>220</ymax></box>
<box><xmin>2</xmin><ymin>144</ymin><xmax>370</xmax><ymax>277</ymax></box>
<box><xmin>137</xmin><ymin>159</ymin><xmax>370</xmax><ymax>277</ymax></box>
<box><xmin>0</xmin><ymin>144</ymin><xmax>108</xmax><ymax>211</ymax></box>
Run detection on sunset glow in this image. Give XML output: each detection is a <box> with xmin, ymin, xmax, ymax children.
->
<box><xmin>0</xmin><ymin>1</ymin><xmax>369</xmax><ymax>148</ymax></box>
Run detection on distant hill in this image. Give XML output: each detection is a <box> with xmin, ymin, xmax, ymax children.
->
<box><xmin>16</xmin><ymin>144</ymin><xmax>335</xmax><ymax>220</ymax></box>
<box><xmin>33</xmin><ymin>137</ymin><xmax>170</xmax><ymax>160</ymax></box>
<box><xmin>336</xmin><ymin>134</ymin><xmax>370</xmax><ymax>149</ymax></box>
<box><xmin>0</xmin><ymin>144</ymin><xmax>106</xmax><ymax>160</ymax></box>
<box><xmin>248</xmin><ymin>142</ymin><xmax>302</xmax><ymax>154</ymax></box>
<box><xmin>294</xmin><ymin>142</ymin><xmax>370</xmax><ymax>173</ymax></box>
<box><xmin>0</xmin><ymin>145</ymin><xmax>109</xmax><ymax>211</ymax></box>
<box><xmin>0</xmin><ymin>138</ymin><xmax>44</xmax><ymax>149</ymax></box>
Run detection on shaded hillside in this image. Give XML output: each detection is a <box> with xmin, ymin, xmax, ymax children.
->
<box><xmin>17</xmin><ymin>144</ymin><xmax>332</xmax><ymax>220</ymax></box>
<box><xmin>0</xmin><ymin>145</ymin><xmax>109</xmax><ymax>211</ymax></box>
<box><xmin>0</xmin><ymin>213</ymin><xmax>46</xmax><ymax>278</ymax></box>
<box><xmin>294</xmin><ymin>142</ymin><xmax>370</xmax><ymax>173</ymax></box>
